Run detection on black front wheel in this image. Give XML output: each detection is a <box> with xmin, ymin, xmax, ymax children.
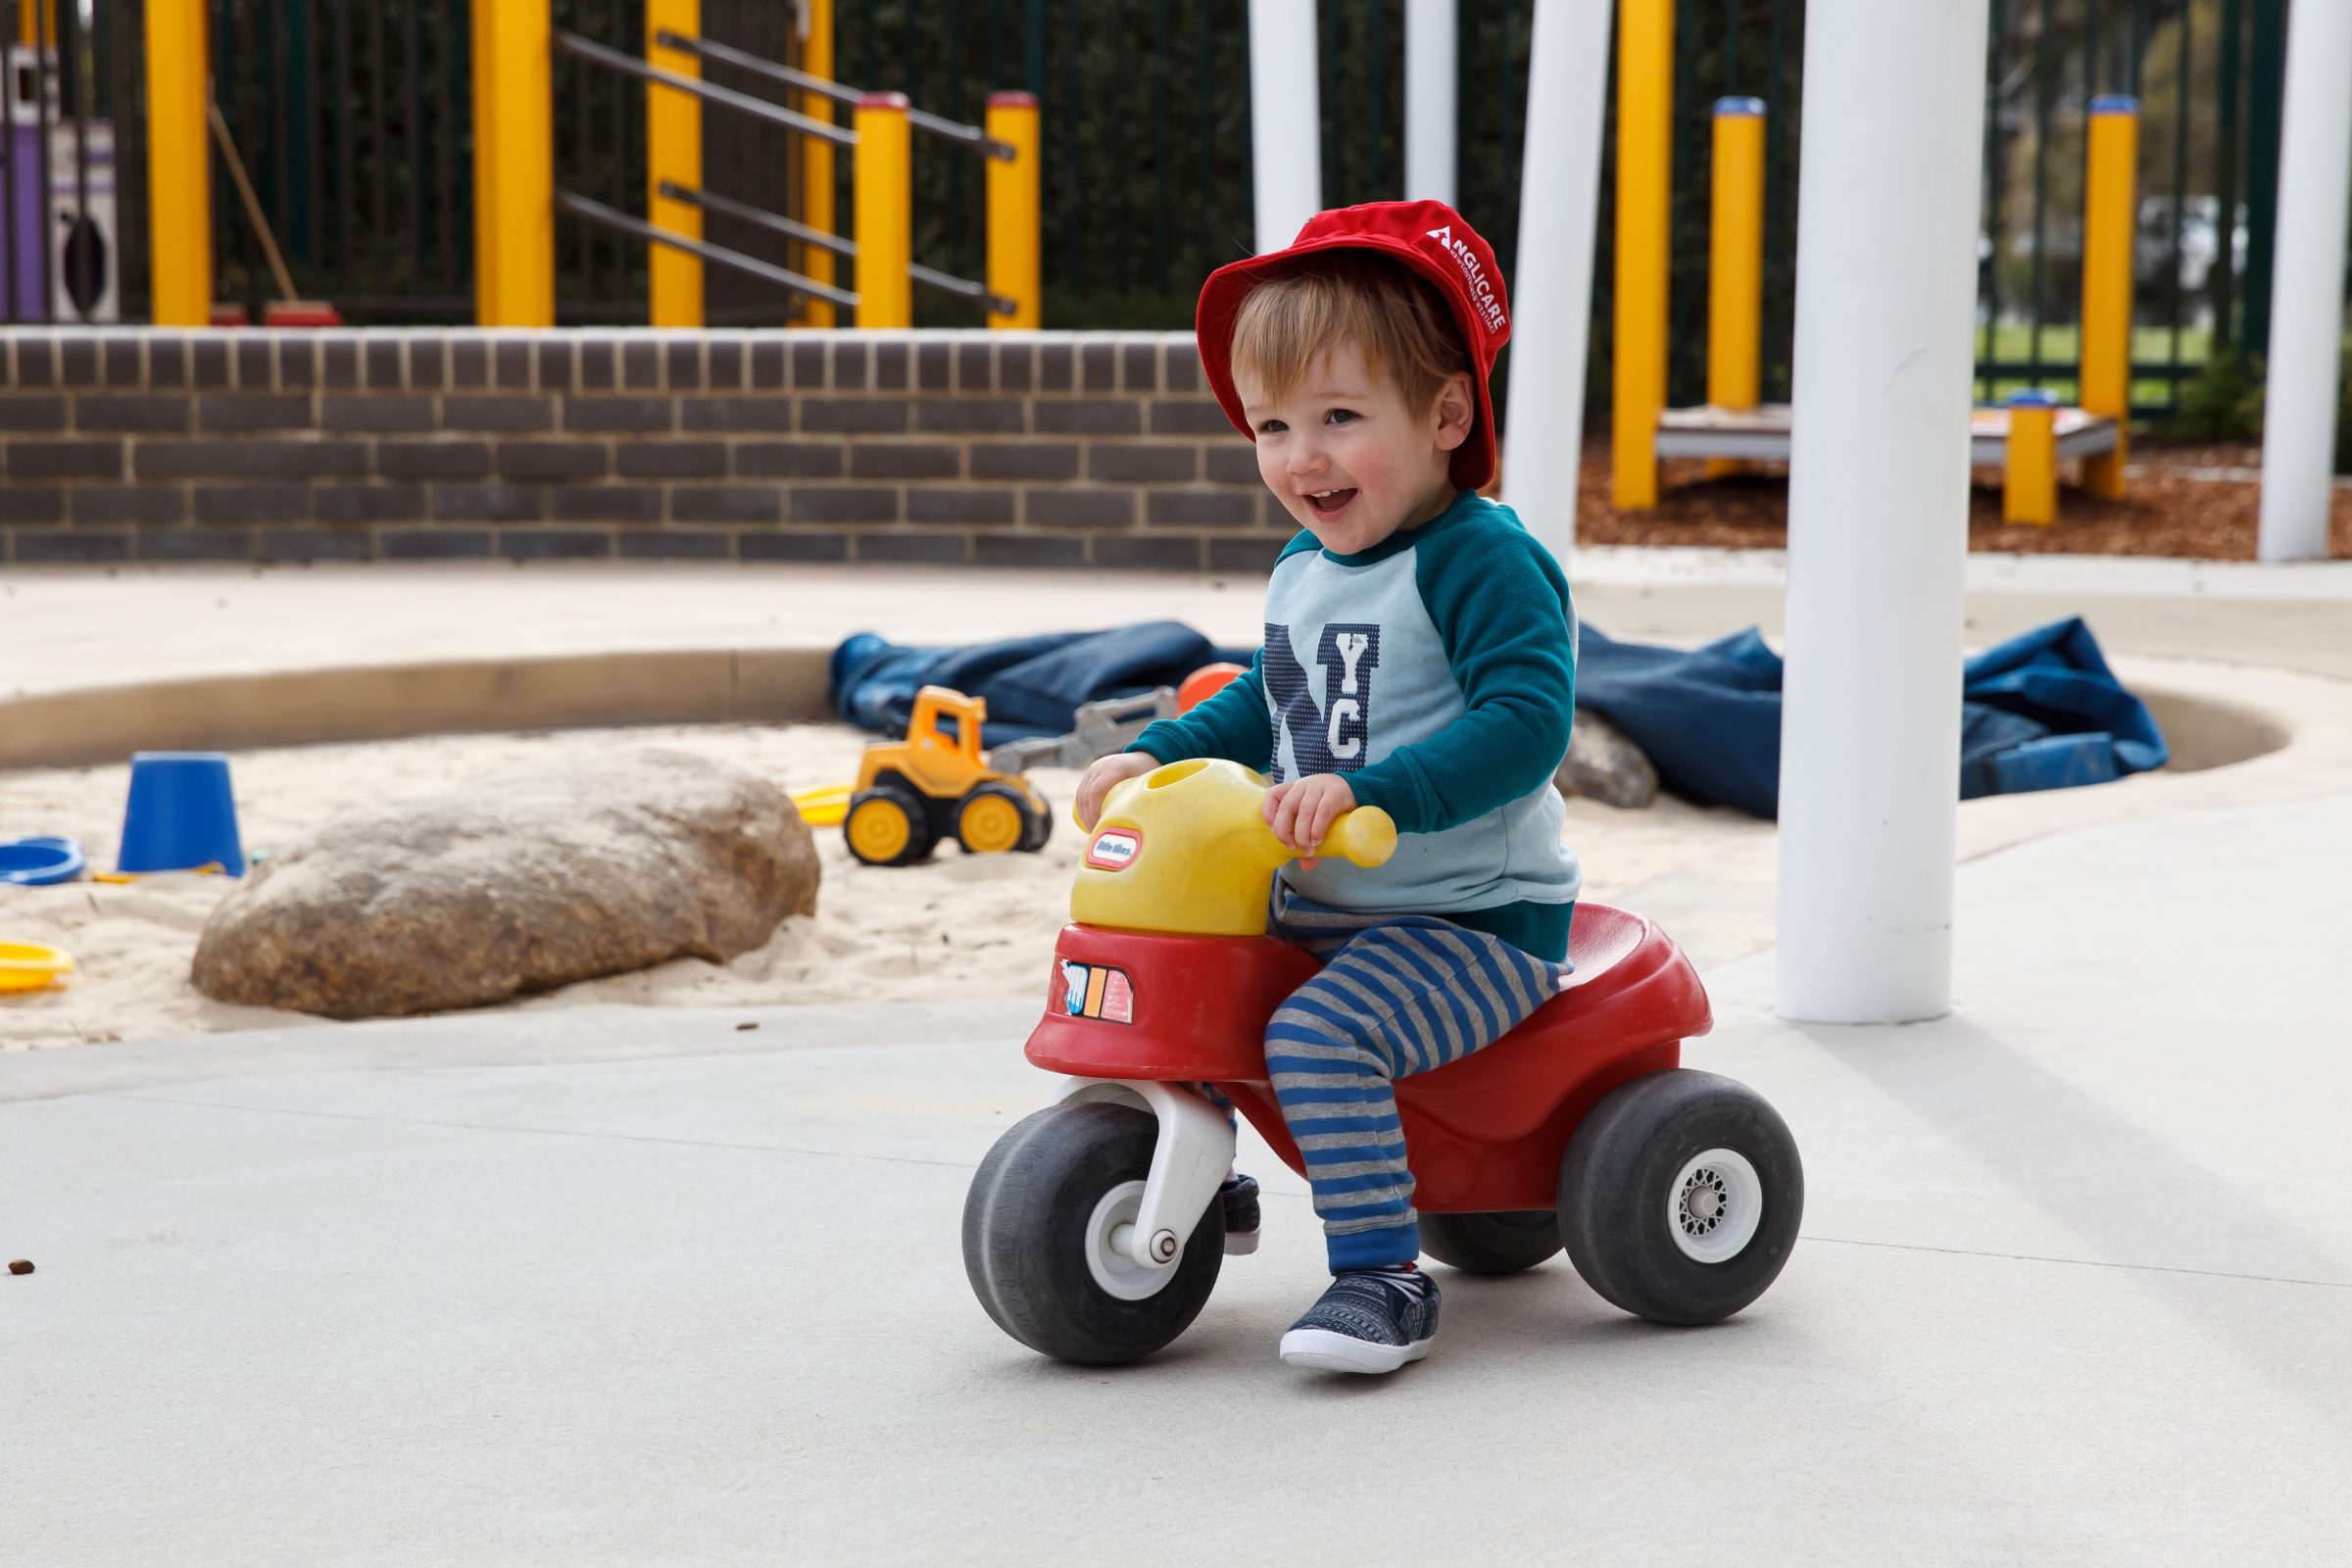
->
<box><xmin>962</xmin><ymin>1101</ymin><xmax>1224</xmax><ymax>1364</ymax></box>
<box><xmin>1556</xmin><ymin>1069</ymin><xmax>1802</xmax><ymax>1326</ymax></box>
<box><xmin>1419</xmin><ymin>1210</ymin><xmax>1562</xmax><ymax>1275</ymax></box>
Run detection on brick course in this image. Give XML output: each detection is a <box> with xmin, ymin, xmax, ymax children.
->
<box><xmin>0</xmin><ymin>329</ymin><xmax>1275</xmax><ymax>567</ymax></box>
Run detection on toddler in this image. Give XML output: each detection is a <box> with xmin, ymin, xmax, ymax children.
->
<box><xmin>1076</xmin><ymin>201</ymin><xmax>1580</xmax><ymax>1376</ymax></box>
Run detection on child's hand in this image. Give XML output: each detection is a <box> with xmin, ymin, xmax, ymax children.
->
<box><xmin>1263</xmin><ymin>773</ymin><xmax>1356</xmax><ymax>869</ymax></box>
<box><xmin>1075</xmin><ymin>752</ymin><xmax>1160</xmax><ymax>829</ymax></box>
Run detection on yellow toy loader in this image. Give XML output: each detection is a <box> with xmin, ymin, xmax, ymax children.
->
<box><xmin>842</xmin><ymin>686</ymin><xmax>1054</xmax><ymax>866</ymax></box>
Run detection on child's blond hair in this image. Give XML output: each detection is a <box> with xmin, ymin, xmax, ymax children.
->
<box><xmin>1229</xmin><ymin>252</ymin><xmax>1469</xmax><ymax>418</ymax></box>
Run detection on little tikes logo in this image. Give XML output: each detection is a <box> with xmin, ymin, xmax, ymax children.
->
<box><xmin>1424</xmin><ymin>224</ymin><xmax>1505</xmax><ymax>335</ymax></box>
<box><xmin>1085</xmin><ymin>827</ymin><xmax>1142</xmax><ymax>871</ymax></box>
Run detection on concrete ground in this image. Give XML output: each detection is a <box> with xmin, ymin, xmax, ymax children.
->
<box><xmin>5</xmin><ymin>551</ymin><xmax>2350</xmax><ymax>1562</ymax></box>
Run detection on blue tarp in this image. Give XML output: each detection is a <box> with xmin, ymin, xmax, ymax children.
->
<box><xmin>827</xmin><ymin>622</ymin><xmax>1258</xmax><ymax>748</ymax></box>
<box><xmin>828</xmin><ymin>615</ymin><xmax>2166</xmax><ymax>818</ymax></box>
<box><xmin>1574</xmin><ymin>615</ymin><xmax>2167</xmax><ymax>816</ymax></box>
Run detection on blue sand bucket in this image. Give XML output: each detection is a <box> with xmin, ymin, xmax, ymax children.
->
<box><xmin>117</xmin><ymin>753</ymin><xmax>248</xmax><ymax>876</ymax></box>
<box><xmin>0</xmin><ymin>835</ymin><xmax>86</xmax><ymax>886</ymax></box>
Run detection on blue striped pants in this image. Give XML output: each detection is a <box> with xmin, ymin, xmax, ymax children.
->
<box><xmin>1264</xmin><ymin>889</ymin><xmax>1569</xmax><ymax>1271</ymax></box>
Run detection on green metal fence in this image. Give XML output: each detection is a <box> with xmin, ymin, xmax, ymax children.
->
<box><xmin>136</xmin><ymin>0</ymin><xmax>2298</xmax><ymax>425</ymax></box>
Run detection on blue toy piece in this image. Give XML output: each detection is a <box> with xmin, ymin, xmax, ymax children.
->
<box><xmin>117</xmin><ymin>752</ymin><xmax>248</xmax><ymax>876</ymax></box>
<box><xmin>0</xmin><ymin>835</ymin><xmax>85</xmax><ymax>886</ymax></box>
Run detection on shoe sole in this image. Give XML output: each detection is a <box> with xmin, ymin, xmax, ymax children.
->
<box><xmin>1224</xmin><ymin>1231</ymin><xmax>1259</xmax><ymax>1255</ymax></box>
<box><xmin>1278</xmin><ymin>1328</ymin><xmax>1433</xmax><ymax>1375</ymax></box>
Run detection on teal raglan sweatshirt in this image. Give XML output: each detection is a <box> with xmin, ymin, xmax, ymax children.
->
<box><xmin>1129</xmin><ymin>490</ymin><xmax>1581</xmax><ymax>961</ymax></box>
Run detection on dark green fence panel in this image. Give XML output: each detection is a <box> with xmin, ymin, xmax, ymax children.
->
<box><xmin>83</xmin><ymin>0</ymin><xmax>2280</xmax><ymax>407</ymax></box>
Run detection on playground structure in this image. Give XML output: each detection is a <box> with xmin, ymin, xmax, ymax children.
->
<box><xmin>1611</xmin><ymin>25</ymin><xmax>2141</xmax><ymax>529</ymax></box>
<box><xmin>143</xmin><ymin>0</ymin><xmax>1041</xmax><ymax>333</ymax></box>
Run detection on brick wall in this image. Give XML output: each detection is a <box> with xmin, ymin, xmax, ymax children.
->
<box><xmin>0</xmin><ymin>329</ymin><xmax>1291</xmax><ymax>570</ymax></box>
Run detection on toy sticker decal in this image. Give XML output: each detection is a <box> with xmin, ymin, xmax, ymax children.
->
<box><xmin>1085</xmin><ymin>827</ymin><xmax>1143</xmax><ymax>871</ymax></box>
<box><xmin>1057</xmin><ymin>960</ymin><xmax>1135</xmax><ymax>1024</ymax></box>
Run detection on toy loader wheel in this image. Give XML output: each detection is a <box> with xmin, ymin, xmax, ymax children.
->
<box><xmin>956</xmin><ymin>783</ymin><xmax>1032</xmax><ymax>856</ymax></box>
<box><xmin>844</xmin><ymin>783</ymin><xmax>937</xmax><ymax>866</ymax></box>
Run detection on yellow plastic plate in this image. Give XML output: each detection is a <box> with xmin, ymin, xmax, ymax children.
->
<box><xmin>0</xmin><ymin>941</ymin><xmax>74</xmax><ymax>994</ymax></box>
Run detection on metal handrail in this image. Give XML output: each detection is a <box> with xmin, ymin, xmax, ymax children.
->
<box><xmin>557</xmin><ymin>191</ymin><xmax>860</xmax><ymax>310</ymax></box>
<box><xmin>658</xmin><ymin>179</ymin><xmax>856</xmax><ymax>259</ymax></box>
<box><xmin>553</xmin><ymin>30</ymin><xmax>857</xmax><ymax>146</ymax></box>
<box><xmin>654</xmin><ymin>29</ymin><xmax>1017</xmax><ymax>161</ymax></box>
<box><xmin>908</xmin><ymin>262</ymin><xmax>1018</xmax><ymax>318</ymax></box>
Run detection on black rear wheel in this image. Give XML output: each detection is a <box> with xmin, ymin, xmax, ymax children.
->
<box><xmin>963</xmin><ymin>1101</ymin><xmax>1224</xmax><ymax>1364</ymax></box>
<box><xmin>1419</xmin><ymin>1210</ymin><xmax>1562</xmax><ymax>1275</ymax></box>
<box><xmin>1557</xmin><ymin>1069</ymin><xmax>1802</xmax><ymax>1326</ymax></box>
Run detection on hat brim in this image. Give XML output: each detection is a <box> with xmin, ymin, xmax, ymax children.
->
<box><xmin>1195</xmin><ymin>232</ymin><xmax>1499</xmax><ymax>494</ymax></box>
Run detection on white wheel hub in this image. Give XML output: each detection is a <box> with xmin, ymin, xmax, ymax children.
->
<box><xmin>1084</xmin><ymin>1180</ymin><xmax>1180</xmax><ymax>1301</ymax></box>
<box><xmin>1668</xmin><ymin>1148</ymin><xmax>1763</xmax><ymax>1264</ymax></box>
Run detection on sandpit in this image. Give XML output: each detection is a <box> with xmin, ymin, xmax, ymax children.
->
<box><xmin>0</xmin><ymin>721</ymin><xmax>1772</xmax><ymax>1050</ymax></box>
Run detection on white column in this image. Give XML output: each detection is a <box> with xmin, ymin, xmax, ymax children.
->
<box><xmin>1249</xmin><ymin>0</ymin><xmax>1322</xmax><ymax>253</ymax></box>
<box><xmin>1404</xmin><ymin>0</ymin><xmax>1457</xmax><ymax>204</ymax></box>
<box><xmin>1500</xmin><ymin>0</ymin><xmax>1612</xmax><ymax>563</ymax></box>
<box><xmin>2257</xmin><ymin>0</ymin><xmax>2352</xmax><ymax>564</ymax></box>
<box><xmin>1776</xmin><ymin>0</ymin><xmax>1990</xmax><ymax>1025</ymax></box>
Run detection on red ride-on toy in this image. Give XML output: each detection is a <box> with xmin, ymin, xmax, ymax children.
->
<box><xmin>961</xmin><ymin>759</ymin><xmax>1803</xmax><ymax>1365</ymax></box>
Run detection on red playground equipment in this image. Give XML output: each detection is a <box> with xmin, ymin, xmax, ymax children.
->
<box><xmin>962</xmin><ymin>758</ymin><xmax>1802</xmax><ymax>1366</ymax></box>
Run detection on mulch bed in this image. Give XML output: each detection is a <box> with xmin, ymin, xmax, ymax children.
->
<box><xmin>1571</xmin><ymin>440</ymin><xmax>2352</xmax><ymax>561</ymax></box>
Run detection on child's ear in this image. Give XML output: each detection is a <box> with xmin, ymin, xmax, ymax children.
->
<box><xmin>1431</xmin><ymin>371</ymin><xmax>1476</xmax><ymax>454</ymax></box>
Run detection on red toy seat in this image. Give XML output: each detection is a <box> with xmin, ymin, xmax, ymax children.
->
<box><xmin>1028</xmin><ymin>904</ymin><xmax>1711</xmax><ymax>1213</ymax></box>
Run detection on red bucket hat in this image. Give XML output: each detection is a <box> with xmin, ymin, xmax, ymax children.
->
<box><xmin>1195</xmin><ymin>200</ymin><xmax>1512</xmax><ymax>492</ymax></box>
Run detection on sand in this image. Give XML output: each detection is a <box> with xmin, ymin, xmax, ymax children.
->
<box><xmin>0</xmin><ymin>722</ymin><xmax>1772</xmax><ymax>1051</ymax></box>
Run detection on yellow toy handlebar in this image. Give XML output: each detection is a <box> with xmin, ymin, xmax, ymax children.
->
<box><xmin>1071</xmin><ymin>759</ymin><xmax>1398</xmax><ymax>937</ymax></box>
<box><xmin>1298</xmin><ymin>802</ymin><xmax>1396</xmax><ymax>869</ymax></box>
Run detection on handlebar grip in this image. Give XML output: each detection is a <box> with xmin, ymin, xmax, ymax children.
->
<box><xmin>1316</xmin><ymin>806</ymin><xmax>1396</xmax><ymax>868</ymax></box>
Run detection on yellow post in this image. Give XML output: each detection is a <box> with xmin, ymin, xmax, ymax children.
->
<box><xmin>470</xmin><ymin>0</ymin><xmax>554</xmax><ymax>327</ymax></box>
<box><xmin>1705</xmin><ymin>95</ymin><xmax>1765</xmax><ymax>476</ymax></box>
<box><xmin>646</xmin><ymin>0</ymin><xmax>703</xmax><ymax>327</ymax></box>
<box><xmin>142</xmin><ymin>0</ymin><xmax>211</xmax><ymax>327</ymax></box>
<box><xmin>985</xmin><ymin>91</ymin><xmax>1041</xmax><ymax>328</ymax></box>
<box><xmin>18</xmin><ymin>0</ymin><xmax>55</xmax><ymax>45</ymax></box>
<box><xmin>2081</xmin><ymin>94</ymin><xmax>2137</xmax><ymax>500</ymax></box>
<box><xmin>798</xmin><ymin>0</ymin><xmax>838</xmax><ymax>327</ymax></box>
<box><xmin>2003</xmin><ymin>391</ymin><xmax>2059</xmax><ymax>526</ymax></box>
<box><xmin>1612</xmin><ymin>0</ymin><xmax>1673</xmax><ymax>510</ymax></box>
<box><xmin>854</xmin><ymin>92</ymin><xmax>912</xmax><ymax>328</ymax></box>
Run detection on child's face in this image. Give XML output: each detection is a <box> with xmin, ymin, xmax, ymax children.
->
<box><xmin>1235</xmin><ymin>340</ymin><xmax>1474</xmax><ymax>556</ymax></box>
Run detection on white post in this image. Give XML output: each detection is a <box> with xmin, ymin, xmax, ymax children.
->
<box><xmin>1776</xmin><ymin>0</ymin><xmax>1990</xmax><ymax>1025</ymax></box>
<box><xmin>1404</xmin><ymin>0</ymin><xmax>1457</xmax><ymax>204</ymax></box>
<box><xmin>1500</xmin><ymin>0</ymin><xmax>1612</xmax><ymax>563</ymax></box>
<box><xmin>2256</xmin><ymin>0</ymin><xmax>2352</xmax><ymax>564</ymax></box>
<box><xmin>1249</xmin><ymin>0</ymin><xmax>1322</xmax><ymax>254</ymax></box>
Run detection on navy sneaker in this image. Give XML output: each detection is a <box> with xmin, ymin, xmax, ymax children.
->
<box><xmin>1278</xmin><ymin>1266</ymin><xmax>1442</xmax><ymax>1374</ymax></box>
<box><xmin>1219</xmin><ymin>1175</ymin><xmax>1260</xmax><ymax>1255</ymax></box>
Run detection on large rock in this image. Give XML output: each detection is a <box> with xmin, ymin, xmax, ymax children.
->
<box><xmin>1554</xmin><ymin>710</ymin><xmax>1660</xmax><ymax>809</ymax></box>
<box><xmin>193</xmin><ymin>750</ymin><xmax>818</xmax><ymax>1020</ymax></box>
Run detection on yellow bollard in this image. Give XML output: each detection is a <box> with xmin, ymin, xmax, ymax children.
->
<box><xmin>18</xmin><ymin>0</ymin><xmax>55</xmax><ymax>45</ymax></box>
<box><xmin>471</xmin><ymin>0</ymin><xmax>554</xmax><ymax>327</ymax></box>
<box><xmin>1612</xmin><ymin>0</ymin><xmax>1673</xmax><ymax>510</ymax></box>
<box><xmin>1705</xmin><ymin>95</ymin><xmax>1765</xmax><ymax>477</ymax></box>
<box><xmin>798</xmin><ymin>0</ymin><xmax>838</xmax><ymax>327</ymax></box>
<box><xmin>143</xmin><ymin>0</ymin><xmax>211</xmax><ymax>327</ymax></box>
<box><xmin>646</xmin><ymin>0</ymin><xmax>704</xmax><ymax>328</ymax></box>
<box><xmin>985</xmin><ymin>91</ymin><xmax>1041</xmax><ymax>329</ymax></box>
<box><xmin>2080</xmin><ymin>94</ymin><xmax>2137</xmax><ymax>500</ymax></box>
<box><xmin>2003</xmin><ymin>390</ymin><xmax>2059</xmax><ymax>526</ymax></box>
<box><xmin>854</xmin><ymin>93</ymin><xmax>912</xmax><ymax>329</ymax></box>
